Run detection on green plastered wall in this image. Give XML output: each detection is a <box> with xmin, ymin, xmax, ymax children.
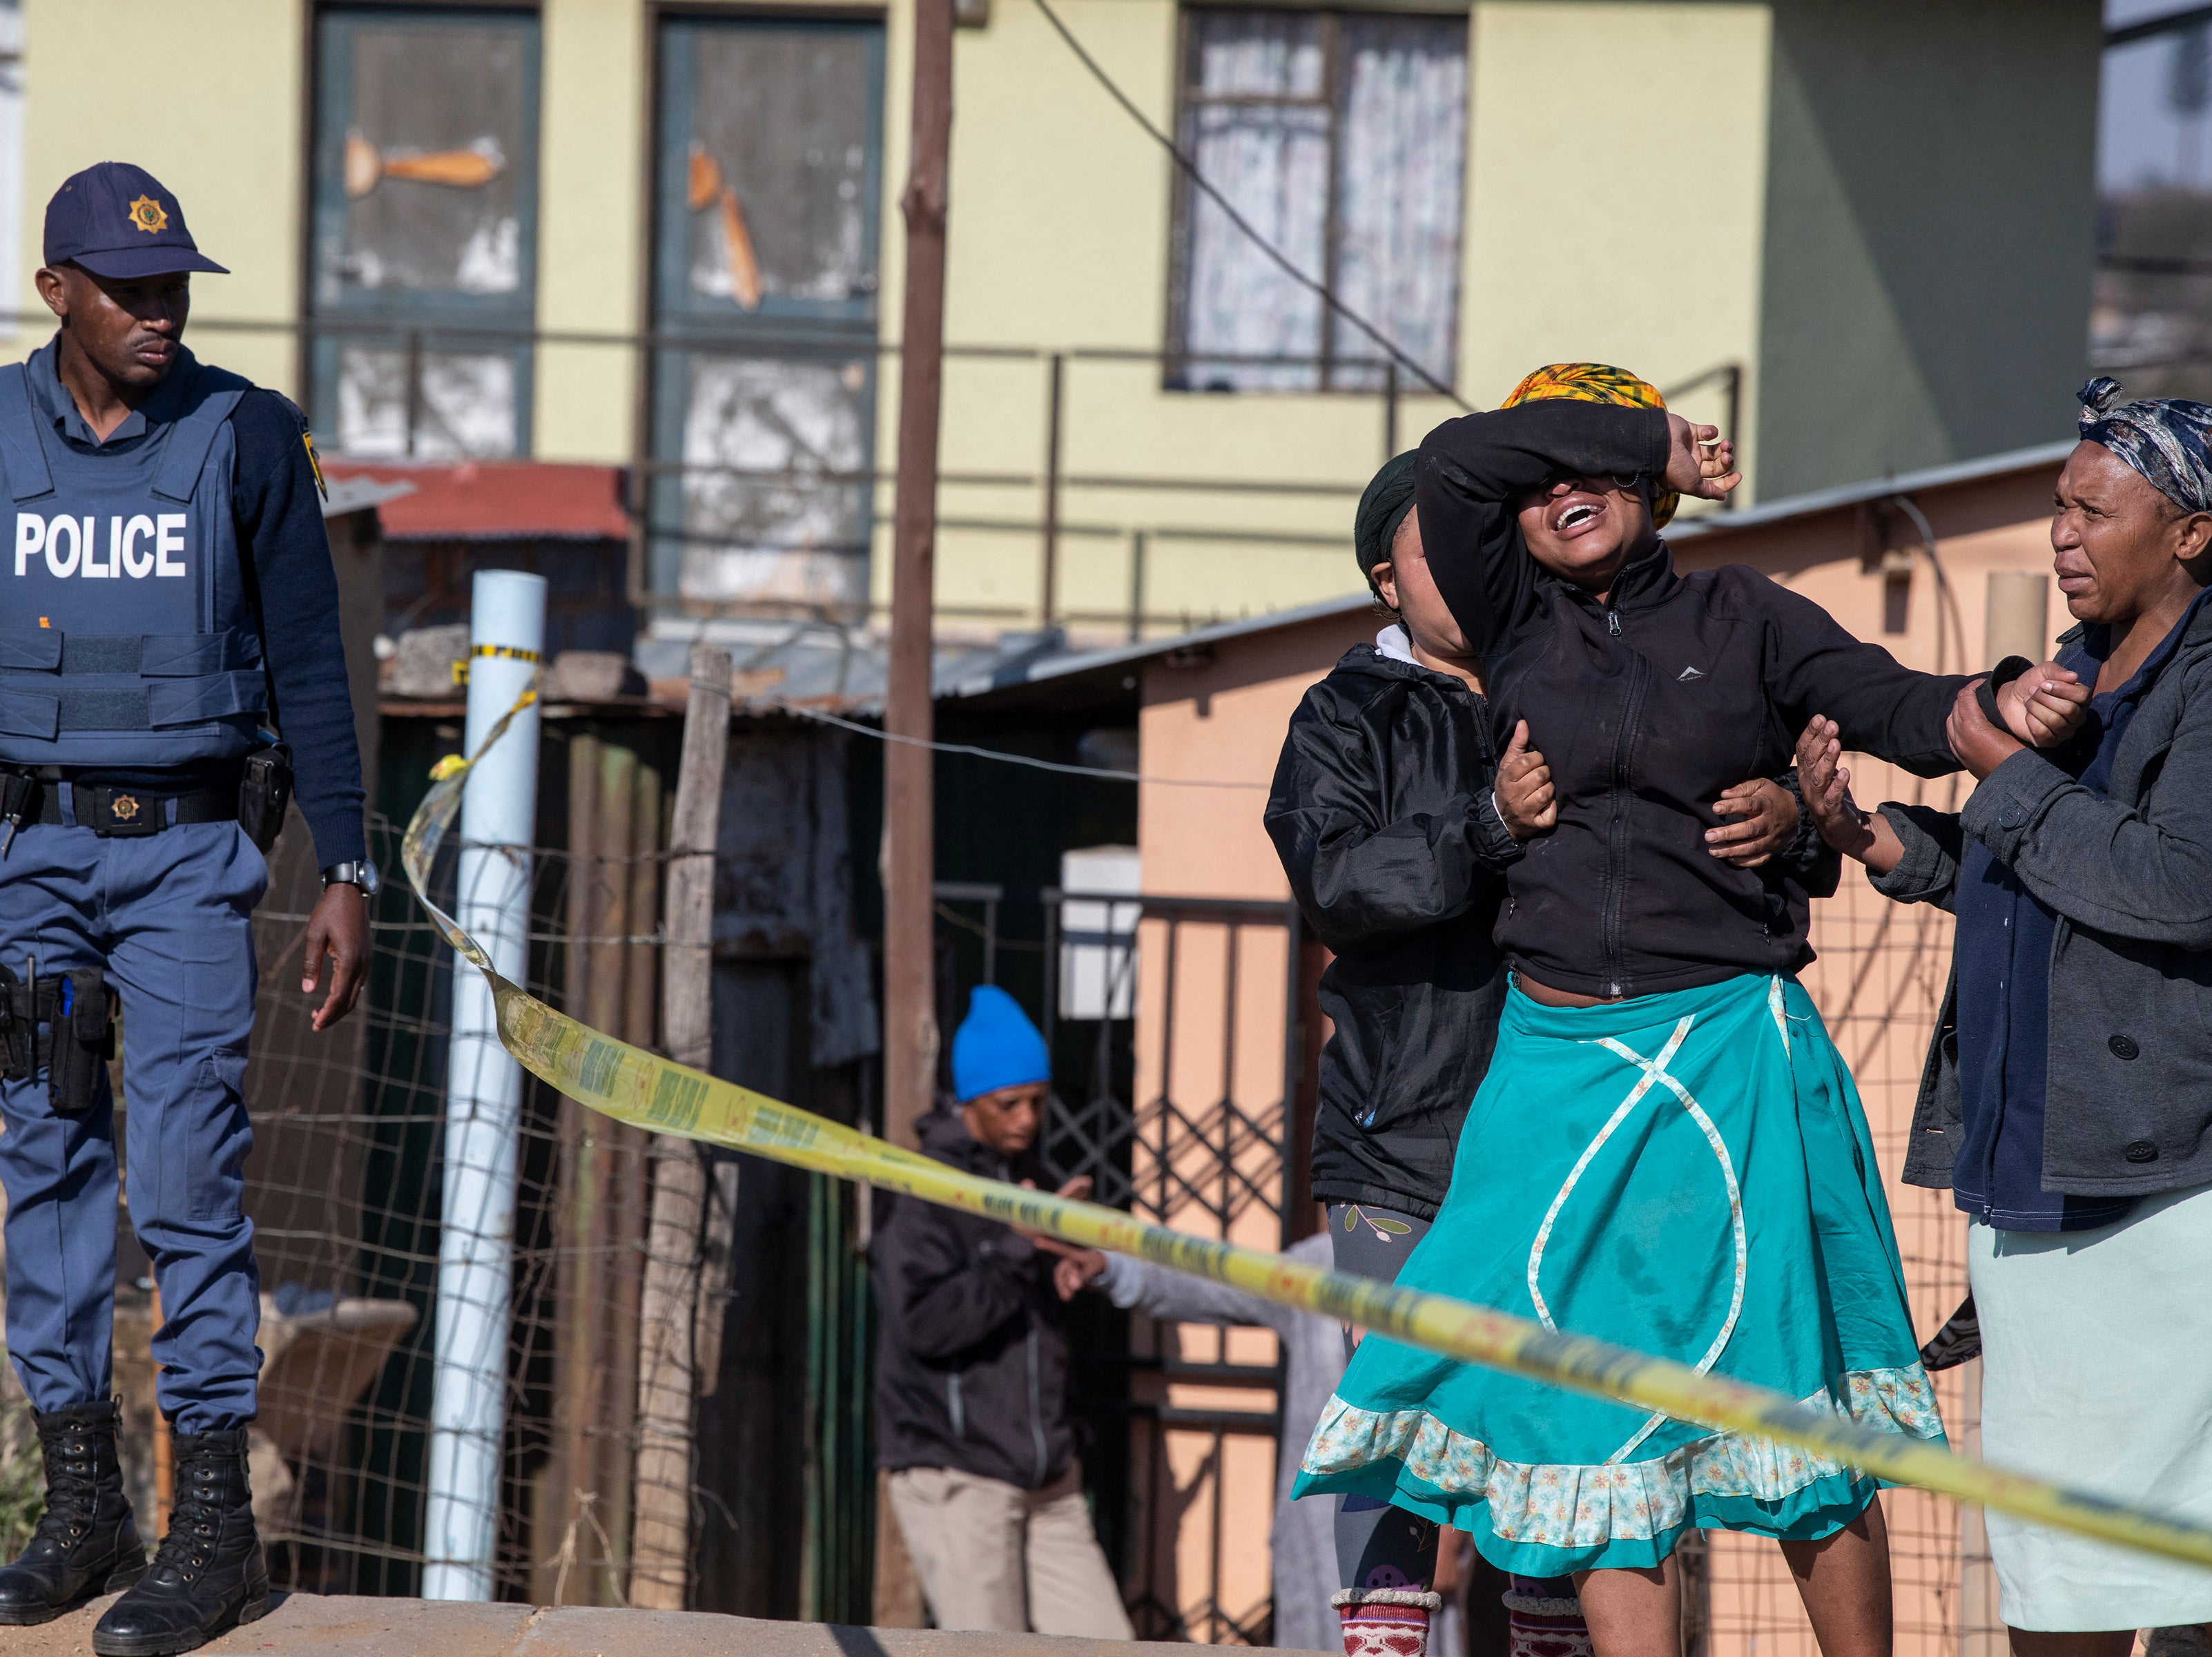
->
<box><xmin>1752</xmin><ymin>0</ymin><xmax>2102</xmax><ymax>499</ymax></box>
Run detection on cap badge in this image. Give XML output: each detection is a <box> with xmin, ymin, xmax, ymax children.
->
<box><xmin>127</xmin><ymin>196</ymin><xmax>168</xmax><ymax>235</ymax></box>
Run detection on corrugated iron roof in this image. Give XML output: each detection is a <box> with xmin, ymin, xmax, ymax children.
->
<box><xmin>323</xmin><ymin>459</ymin><xmax>631</xmax><ymax>541</ymax></box>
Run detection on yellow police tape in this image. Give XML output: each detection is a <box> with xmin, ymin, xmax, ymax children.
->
<box><xmin>402</xmin><ymin>690</ymin><xmax>2212</xmax><ymax>1573</ymax></box>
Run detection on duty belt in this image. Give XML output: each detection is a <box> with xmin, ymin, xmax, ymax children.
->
<box><xmin>0</xmin><ymin>771</ymin><xmax>242</xmax><ymax>839</ymax></box>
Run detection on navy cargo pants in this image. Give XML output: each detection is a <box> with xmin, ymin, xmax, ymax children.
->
<box><xmin>0</xmin><ymin>808</ymin><xmax>265</xmax><ymax>1433</ymax></box>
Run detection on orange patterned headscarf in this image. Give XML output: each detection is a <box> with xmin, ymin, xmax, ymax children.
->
<box><xmin>1500</xmin><ymin>362</ymin><xmax>1678</xmax><ymax>528</ymax></box>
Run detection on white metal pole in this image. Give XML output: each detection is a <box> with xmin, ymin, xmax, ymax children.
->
<box><xmin>423</xmin><ymin>569</ymin><xmax>545</xmax><ymax>1601</ymax></box>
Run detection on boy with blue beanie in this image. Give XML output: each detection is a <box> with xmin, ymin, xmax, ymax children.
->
<box><xmin>871</xmin><ymin>988</ymin><xmax>1130</xmax><ymax>1637</ymax></box>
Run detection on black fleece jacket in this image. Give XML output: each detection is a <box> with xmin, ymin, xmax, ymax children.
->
<box><xmin>1417</xmin><ymin>400</ymin><xmax>1967</xmax><ymax>997</ymax></box>
<box><xmin>871</xmin><ymin>1109</ymin><xmax>1076</xmax><ymax>1490</ymax></box>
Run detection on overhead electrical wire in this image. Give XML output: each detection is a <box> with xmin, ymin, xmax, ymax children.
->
<box><xmin>769</xmin><ymin>700</ymin><xmax>1270</xmax><ymax>788</ymax></box>
<box><xmin>1027</xmin><ymin>0</ymin><xmax>1472</xmax><ymax>411</ymax></box>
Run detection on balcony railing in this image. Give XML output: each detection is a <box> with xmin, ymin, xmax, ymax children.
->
<box><xmin>1</xmin><ymin>309</ymin><xmax>1743</xmax><ymax>639</ymax></box>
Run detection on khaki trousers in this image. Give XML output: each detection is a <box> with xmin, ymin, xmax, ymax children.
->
<box><xmin>886</xmin><ymin>1462</ymin><xmax>1134</xmax><ymax>1638</ymax></box>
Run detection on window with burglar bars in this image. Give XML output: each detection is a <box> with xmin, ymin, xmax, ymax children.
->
<box><xmin>1165</xmin><ymin>6</ymin><xmax>1466</xmax><ymax>395</ymax></box>
<box><xmin>307</xmin><ymin>6</ymin><xmax>542</xmax><ymax>459</ymax></box>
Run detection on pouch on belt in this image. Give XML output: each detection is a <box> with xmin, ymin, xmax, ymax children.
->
<box><xmin>0</xmin><ymin>963</ymin><xmax>116</xmax><ymax>1114</ymax></box>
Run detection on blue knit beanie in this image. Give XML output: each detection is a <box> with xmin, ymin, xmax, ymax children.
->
<box><xmin>951</xmin><ymin>985</ymin><xmax>1051</xmax><ymax>1103</ymax></box>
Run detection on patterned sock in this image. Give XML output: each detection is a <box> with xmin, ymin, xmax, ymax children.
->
<box><xmin>1332</xmin><ymin>1586</ymin><xmax>1444</xmax><ymax>1657</ymax></box>
<box><xmin>1503</xmin><ymin>1574</ymin><xmax>1594</xmax><ymax>1657</ymax></box>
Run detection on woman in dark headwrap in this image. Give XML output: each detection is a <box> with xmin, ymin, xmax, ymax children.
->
<box><xmin>1796</xmin><ymin>378</ymin><xmax>2212</xmax><ymax>1649</ymax></box>
<box><xmin>1291</xmin><ymin>364</ymin><xmax>2087</xmax><ymax>1657</ymax></box>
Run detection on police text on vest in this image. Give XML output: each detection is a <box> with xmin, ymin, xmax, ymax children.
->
<box><xmin>14</xmin><ymin>512</ymin><xmax>186</xmax><ymax>579</ymax></box>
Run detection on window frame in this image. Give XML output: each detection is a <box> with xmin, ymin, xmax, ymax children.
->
<box><xmin>1161</xmin><ymin>2</ymin><xmax>1466</xmax><ymax>396</ymax></box>
<box><xmin>643</xmin><ymin>9</ymin><xmax>889</xmax><ymax>616</ymax></box>
<box><xmin>305</xmin><ymin>1</ymin><xmax>545</xmax><ymax>454</ymax></box>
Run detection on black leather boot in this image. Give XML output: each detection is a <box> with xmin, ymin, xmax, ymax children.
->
<box><xmin>0</xmin><ymin>1398</ymin><xmax>145</xmax><ymax>1625</ymax></box>
<box><xmin>91</xmin><ymin>1428</ymin><xmax>266</xmax><ymax>1657</ymax></box>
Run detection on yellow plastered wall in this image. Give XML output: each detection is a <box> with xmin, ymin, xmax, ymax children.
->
<box><xmin>909</xmin><ymin>0</ymin><xmax>1778</xmax><ymax>630</ymax></box>
<box><xmin>13</xmin><ymin>0</ymin><xmax>306</xmax><ymax>395</ymax></box>
<box><xmin>6</xmin><ymin>0</ymin><xmax>1775</xmax><ymax>633</ymax></box>
<box><xmin>6</xmin><ymin>1</ymin><xmax>2090</xmax><ymax>643</ymax></box>
<box><xmin>1463</xmin><ymin>3</ymin><xmax>1772</xmax><ymax>494</ymax></box>
<box><xmin>532</xmin><ymin>0</ymin><xmax>650</xmax><ymax>463</ymax></box>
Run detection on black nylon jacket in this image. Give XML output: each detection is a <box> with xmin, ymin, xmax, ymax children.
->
<box><xmin>871</xmin><ymin>1110</ymin><xmax>1076</xmax><ymax>1490</ymax></box>
<box><xmin>1265</xmin><ymin>643</ymin><xmax>1520</xmax><ymax>1219</ymax></box>
<box><xmin>1418</xmin><ymin>400</ymin><xmax>1966</xmax><ymax>998</ymax></box>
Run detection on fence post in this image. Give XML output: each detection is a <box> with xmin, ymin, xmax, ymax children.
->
<box><xmin>424</xmin><ymin>568</ymin><xmax>545</xmax><ymax>1601</ymax></box>
<box><xmin>628</xmin><ymin>644</ymin><xmax>733</xmax><ymax>1609</ymax></box>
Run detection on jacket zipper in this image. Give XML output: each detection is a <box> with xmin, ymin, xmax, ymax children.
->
<box><xmin>1601</xmin><ymin>604</ymin><xmax>1646</xmax><ymax>997</ymax></box>
<box><xmin>947</xmin><ymin>1372</ymin><xmax>964</xmax><ymax>1440</ymax></box>
<box><xmin>1026</xmin><ymin>1328</ymin><xmax>1048</xmax><ymax>1486</ymax></box>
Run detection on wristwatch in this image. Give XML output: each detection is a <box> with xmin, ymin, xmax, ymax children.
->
<box><xmin>320</xmin><ymin>858</ymin><xmax>381</xmax><ymax>896</ymax></box>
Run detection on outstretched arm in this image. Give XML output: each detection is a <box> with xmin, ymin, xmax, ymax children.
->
<box><xmin>1063</xmin><ymin>1251</ymin><xmax>1296</xmax><ymax>1336</ymax></box>
<box><xmin>1794</xmin><ymin>715</ymin><xmax>1964</xmax><ymax>909</ymax></box>
<box><xmin>1763</xmin><ymin>585</ymin><xmax>2088</xmax><ymax>776</ymax></box>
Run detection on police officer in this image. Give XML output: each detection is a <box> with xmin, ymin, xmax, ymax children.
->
<box><xmin>0</xmin><ymin>164</ymin><xmax>369</xmax><ymax>1655</ymax></box>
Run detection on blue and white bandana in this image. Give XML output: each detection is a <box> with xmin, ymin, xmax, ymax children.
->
<box><xmin>2077</xmin><ymin>376</ymin><xmax>2212</xmax><ymax>515</ymax></box>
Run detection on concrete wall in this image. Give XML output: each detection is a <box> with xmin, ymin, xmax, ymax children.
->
<box><xmin>1754</xmin><ymin>0</ymin><xmax>2102</xmax><ymax>499</ymax></box>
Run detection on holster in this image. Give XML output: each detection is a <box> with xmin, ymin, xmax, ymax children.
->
<box><xmin>239</xmin><ymin>744</ymin><xmax>293</xmax><ymax>855</ymax></box>
<box><xmin>0</xmin><ymin>964</ymin><xmax>115</xmax><ymax>1114</ymax></box>
<box><xmin>0</xmin><ymin>770</ymin><xmax>36</xmax><ymax>831</ymax></box>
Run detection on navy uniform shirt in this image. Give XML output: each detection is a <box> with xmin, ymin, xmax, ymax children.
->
<box><xmin>1951</xmin><ymin>583</ymin><xmax>2212</xmax><ymax>1232</ymax></box>
<box><xmin>23</xmin><ymin>336</ymin><xmax>366</xmax><ymax>868</ymax></box>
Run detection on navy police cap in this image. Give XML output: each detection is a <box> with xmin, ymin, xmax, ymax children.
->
<box><xmin>43</xmin><ymin>162</ymin><xmax>228</xmax><ymax>279</ymax></box>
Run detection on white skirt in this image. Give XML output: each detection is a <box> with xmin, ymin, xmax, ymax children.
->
<box><xmin>1970</xmin><ymin>1183</ymin><xmax>2212</xmax><ymax>1631</ymax></box>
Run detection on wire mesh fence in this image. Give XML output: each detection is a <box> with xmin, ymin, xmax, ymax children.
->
<box><xmin>1707</xmin><ymin>757</ymin><xmax>1981</xmax><ymax>1657</ymax></box>
<box><xmin>232</xmin><ymin>801</ymin><xmax>691</xmax><ymax>1603</ymax></box>
<box><xmin>0</xmin><ymin>732</ymin><xmax>2068</xmax><ymax>1651</ymax></box>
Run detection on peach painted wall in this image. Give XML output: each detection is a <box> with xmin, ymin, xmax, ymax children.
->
<box><xmin>1132</xmin><ymin>458</ymin><xmax>2064</xmax><ymax>1649</ymax></box>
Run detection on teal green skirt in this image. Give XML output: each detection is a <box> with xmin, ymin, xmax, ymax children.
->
<box><xmin>1292</xmin><ymin>973</ymin><xmax>1945</xmax><ymax>1576</ymax></box>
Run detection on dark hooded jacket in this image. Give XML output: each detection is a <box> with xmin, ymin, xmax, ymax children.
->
<box><xmin>1265</xmin><ymin>641</ymin><xmax>1521</xmax><ymax>1219</ymax></box>
<box><xmin>871</xmin><ymin>1109</ymin><xmax>1076</xmax><ymax>1490</ymax></box>
<box><xmin>1417</xmin><ymin>400</ymin><xmax>1965</xmax><ymax>997</ymax></box>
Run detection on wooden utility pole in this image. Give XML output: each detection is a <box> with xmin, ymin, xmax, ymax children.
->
<box><xmin>630</xmin><ymin>643</ymin><xmax>732</xmax><ymax>1610</ymax></box>
<box><xmin>883</xmin><ymin>0</ymin><xmax>955</xmax><ymax>1149</ymax></box>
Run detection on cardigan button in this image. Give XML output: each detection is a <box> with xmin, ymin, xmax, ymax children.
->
<box><xmin>2124</xmin><ymin>1140</ymin><xmax>2159</xmax><ymax>1163</ymax></box>
<box><xmin>2109</xmin><ymin>1034</ymin><xmax>2141</xmax><ymax>1060</ymax></box>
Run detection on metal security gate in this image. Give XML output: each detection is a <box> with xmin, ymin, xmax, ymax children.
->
<box><xmin>934</xmin><ymin>884</ymin><xmax>1308</xmax><ymax>1645</ymax></box>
